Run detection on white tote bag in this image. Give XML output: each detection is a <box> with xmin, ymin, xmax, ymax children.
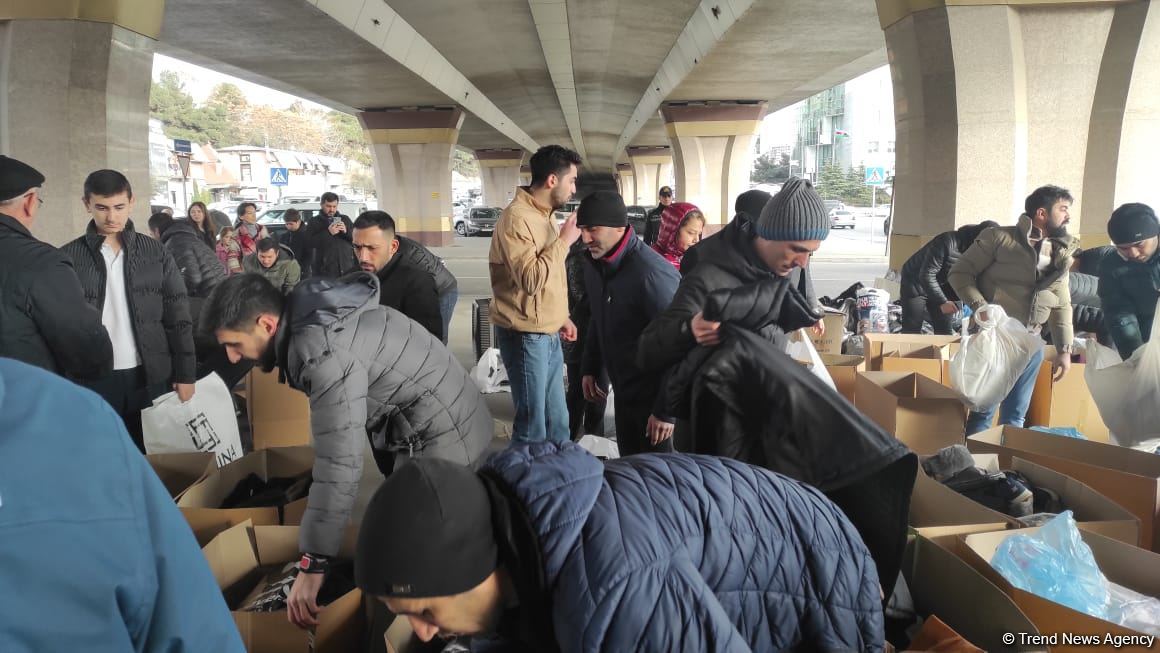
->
<box><xmin>1085</xmin><ymin>298</ymin><xmax>1160</xmax><ymax>447</ymax></box>
<box><xmin>141</xmin><ymin>372</ymin><xmax>244</xmax><ymax>468</ymax></box>
<box><xmin>786</xmin><ymin>330</ymin><xmax>837</xmax><ymax>391</ymax></box>
<box><xmin>949</xmin><ymin>305</ymin><xmax>1042</xmax><ymax>410</ymax></box>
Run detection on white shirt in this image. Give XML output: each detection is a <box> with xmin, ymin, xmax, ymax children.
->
<box><xmin>101</xmin><ymin>241</ymin><xmax>142</xmax><ymax>370</ymax></box>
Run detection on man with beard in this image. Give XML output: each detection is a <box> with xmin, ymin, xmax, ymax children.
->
<box><xmin>304</xmin><ymin>192</ymin><xmax>357</xmax><ymax>279</ymax></box>
<box><xmin>352</xmin><ymin>211</ymin><xmax>443</xmax><ymax>340</ymax></box>
<box><xmin>949</xmin><ymin>185</ymin><xmax>1077</xmax><ymax>434</ymax></box>
<box><xmin>488</xmin><ymin>145</ymin><xmax>583</xmax><ymax>445</ymax></box>
<box><xmin>199</xmin><ymin>272</ymin><xmax>493</xmax><ymax>631</ymax></box>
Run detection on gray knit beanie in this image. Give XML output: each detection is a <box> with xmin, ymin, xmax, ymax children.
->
<box><xmin>756</xmin><ymin>177</ymin><xmax>831</xmax><ymax>242</ymax></box>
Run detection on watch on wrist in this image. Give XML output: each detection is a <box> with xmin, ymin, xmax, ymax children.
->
<box><xmin>297</xmin><ymin>553</ymin><xmax>329</xmax><ymax>574</ymax></box>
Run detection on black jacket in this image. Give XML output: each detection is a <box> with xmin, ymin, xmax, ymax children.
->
<box><xmin>62</xmin><ymin>221</ymin><xmax>197</xmax><ymax>389</ymax></box>
<box><xmin>1070</xmin><ymin>271</ymin><xmax>1105</xmax><ymax>337</ymax></box>
<box><xmin>1099</xmin><ymin>249</ymin><xmax>1160</xmax><ymax>359</ymax></box>
<box><xmin>396</xmin><ymin>235</ymin><xmax>457</xmax><ymax>297</ymax></box>
<box><xmin>305</xmin><ymin>213</ymin><xmax>357</xmax><ymax>279</ymax></box>
<box><xmin>159</xmin><ymin>219</ymin><xmax>226</xmax><ymax>299</ymax></box>
<box><xmin>580</xmin><ymin>229</ymin><xmax>680</xmax><ymax>412</ymax></box>
<box><xmin>278</xmin><ymin>227</ymin><xmax>314</xmax><ymax>277</ymax></box>
<box><xmin>375</xmin><ymin>255</ymin><xmax>443</xmax><ymax>341</ymax></box>
<box><xmin>563</xmin><ymin>241</ymin><xmax>591</xmax><ymax>365</ymax></box>
<box><xmin>899</xmin><ymin>223</ymin><xmax>992</xmax><ymax>302</ymax></box>
<box><xmin>637</xmin><ymin>218</ymin><xmax>823</xmax><ymax>375</ymax></box>
<box><xmin>643</xmin><ymin>204</ymin><xmax>664</xmax><ymax>245</ymax></box>
<box><xmin>0</xmin><ymin>213</ymin><xmax>112</xmax><ymax>379</ymax></box>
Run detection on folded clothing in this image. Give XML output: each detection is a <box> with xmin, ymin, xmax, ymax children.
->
<box><xmin>221</xmin><ymin>471</ymin><xmax>312</xmax><ymax>509</ymax></box>
<box><xmin>924</xmin><ymin>445</ymin><xmax>1064</xmax><ymax>518</ymax></box>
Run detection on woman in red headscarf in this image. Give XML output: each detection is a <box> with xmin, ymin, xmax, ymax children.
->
<box><xmin>651</xmin><ymin>202</ymin><xmax>706</xmax><ymax>269</ymax></box>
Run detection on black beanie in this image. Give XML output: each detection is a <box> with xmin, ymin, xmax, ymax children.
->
<box><xmin>734</xmin><ymin>189</ymin><xmax>771</xmax><ymax>225</ymax></box>
<box><xmin>0</xmin><ymin>155</ymin><xmax>45</xmax><ymax>203</ymax></box>
<box><xmin>755</xmin><ymin>177</ymin><xmax>831</xmax><ymax>242</ymax></box>
<box><xmin>355</xmin><ymin>459</ymin><xmax>498</xmax><ymax>599</ymax></box>
<box><xmin>1107</xmin><ymin>203</ymin><xmax>1159</xmax><ymax>245</ymax></box>
<box><xmin>577</xmin><ymin>190</ymin><xmax>627</xmax><ymax>228</ymax></box>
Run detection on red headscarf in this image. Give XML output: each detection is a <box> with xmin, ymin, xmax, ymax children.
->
<box><xmin>652</xmin><ymin>202</ymin><xmax>703</xmax><ymax>268</ymax></box>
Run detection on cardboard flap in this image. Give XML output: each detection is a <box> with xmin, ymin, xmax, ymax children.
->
<box><xmin>819</xmin><ymin>353</ymin><xmax>864</xmax><ymax>367</ymax></box>
<box><xmin>864</xmin><ymin>333</ymin><xmax>961</xmax><ymax>370</ymax></box>
<box><xmin>146</xmin><ymin>451</ymin><xmax>215</xmax><ymax>499</ymax></box>
<box><xmin>969</xmin><ymin>427</ymin><xmax>1160</xmax><ymax>479</ymax></box>
<box><xmin>253</xmin><ymin>525</ymin><xmax>361</xmax><ymax>565</ymax></box>
<box><xmin>910</xmin><ymin>469</ymin><xmax>1018</xmax><ymax>529</ymax></box>
<box><xmin>912</xmin><ymin>374</ymin><xmax>961</xmax><ymax>400</ymax></box>
<box><xmin>177</xmin><ymin>450</ymin><xmax>270</xmax><ymax>508</ymax></box>
<box><xmin>315</xmin><ymin>589</ymin><xmax>366</xmax><ymax>652</ymax></box>
<box><xmin>1011</xmin><ymin>457</ymin><xmax>1138</xmax><ymax>524</ymax></box>
<box><xmin>202</xmin><ymin>520</ymin><xmax>258</xmax><ymax>590</ymax></box>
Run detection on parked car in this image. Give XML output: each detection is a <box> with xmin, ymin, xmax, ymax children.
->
<box><xmin>210</xmin><ymin>200</ymin><xmax>269</xmax><ymax>219</ymax></box>
<box><xmin>455</xmin><ymin>207</ymin><xmax>501</xmax><ymax>236</ymax></box>
<box><xmin>256</xmin><ymin>201</ymin><xmax>369</xmax><ymax>237</ymax></box>
<box><xmin>830</xmin><ymin>209</ymin><xmax>856</xmax><ymax>230</ymax></box>
<box><xmin>823</xmin><ymin>199</ymin><xmax>846</xmax><ymax>215</ymax></box>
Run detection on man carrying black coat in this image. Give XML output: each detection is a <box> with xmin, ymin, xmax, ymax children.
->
<box><xmin>304</xmin><ymin>192</ymin><xmax>357</xmax><ymax>279</ymax></box>
<box><xmin>576</xmin><ymin>191</ymin><xmax>680</xmax><ymax>454</ymax></box>
<box><xmin>898</xmin><ymin>221</ymin><xmax>998</xmax><ymax>334</ymax></box>
<box><xmin>352</xmin><ymin>211</ymin><xmax>443</xmax><ymax>341</ymax></box>
<box><xmin>0</xmin><ymin>156</ymin><xmax>112</xmax><ymax>379</ymax></box>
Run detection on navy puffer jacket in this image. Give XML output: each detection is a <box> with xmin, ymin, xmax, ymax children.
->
<box><xmin>486</xmin><ymin>443</ymin><xmax>885</xmax><ymax>652</ymax></box>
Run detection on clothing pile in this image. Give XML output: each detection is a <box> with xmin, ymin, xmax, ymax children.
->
<box><xmin>922</xmin><ymin>445</ymin><xmax>1063</xmax><ymax>526</ymax></box>
<box><xmin>241</xmin><ymin>560</ymin><xmax>355</xmax><ymax>612</ymax></box>
<box><xmin>220</xmin><ymin>471</ymin><xmax>312</xmax><ymax>522</ymax></box>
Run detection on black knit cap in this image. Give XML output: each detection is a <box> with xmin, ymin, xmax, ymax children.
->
<box><xmin>756</xmin><ymin>177</ymin><xmax>831</xmax><ymax>242</ymax></box>
<box><xmin>355</xmin><ymin>459</ymin><xmax>498</xmax><ymax>599</ymax></box>
<box><xmin>734</xmin><ymin>189</ymin><xmax>771</xmax><ymax>224</ymax></box>
<box><xmin>0</xmin><ymin>155</ymin><xmax>45</xmax><ymax>203</ymax></box>
<box><xmin>577</xmin><ymin>190</ymin><xmax>627</xmax><ymax>228</ymax></box>
<box><xmin>1107</xmin><ymin>203</ymin><xmax>1159</xmax><ymax>245</ymax></box>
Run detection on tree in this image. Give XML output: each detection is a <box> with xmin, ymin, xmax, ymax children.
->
<box><xmin>348</xmin><ymin>169</ymin><xmax>376</xmax><ymax>196</ymax></box>
<box><xmin>452</xmin><ymin>148</ymin><xmax>479</xmax><ymax>178</ymax></box>
<box><xmin>750</xmin><ymin>151</ymin><xmax>790</xmax><ymax>184</ymax></box>
<box><xmin>149</xmin><ymin>71</ymin><xmax>204</xmax><ymax>143</ymax></box>
<box><xmin>323</xmin><ymin>111</ymin><xmax>371</xmax><ymax>166</ymax></box>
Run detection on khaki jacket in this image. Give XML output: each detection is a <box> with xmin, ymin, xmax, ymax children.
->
<box><xmin>949</xmin><ymin>214</ymin><xmax>1077</xmax><ymax>346</ymax></box>
<box><xmin>489</xmin><ymin>187</ymin><xmax>569</xmax><ymax>333</ymax></box>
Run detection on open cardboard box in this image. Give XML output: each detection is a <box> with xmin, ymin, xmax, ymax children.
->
<box><xmin>821</xmin><ymin>353</ymin><xmax>865</xmax><ymax>404</ymax></box>
<box><xmin>855</xmin><ymin>372</ymin><xmax>967</xmax><ymax>454</ymax></box>
<box><xmin>1008</xmin><ymin>457</ymin><xmax>1139</xmax><ymax>546</ymax></box>
<box><xmin>960</xmin><ymin>527</ymin><xmax>1160</xmax><ymax>651</ymax></box>
<box><xmin>146</xmin><ymin>451</ymin><xmax>216</xmax><ymax>500</ymax></box>
<box><xmin>861</xmin><ymin>333</ymin><xmax>960</xmax><ymax>372</ymax></box>
<box><xmin>968</xmin><ymin>425</ymin><xmax>1160</xmax><ymax>551</ymax></box>
<box><xmin>203</xmin><ymin>523</ymin><xmax>363</xmax><ymax>653</ymax></box>
<box><xmin>248</xmin><ymin>369</ymin><xmax>313</xmax><ymax>450</ymax></box>
<box><xmin>809</xmin><ymin>308</ymin><xmax>847</xmax><ymax>355</ymax></box>
<box><xmin>179</xmin><ymin>446</ymin><xmax>314</xmax><ymax>546</ymax></box>
<box><xmin>1026</xmin><ymin>346</ymin><xmax>1110</xmax><ymax>443</ymax></box>
<box><xmin>881</xmin><ymin>344</ymin><xmax>951</xmax><ymax>385</ymax></box>
<box><xmin>900</xmin><ymin>534</ymin><xmax>1045</xmax><ymax>652</ymax></box>
<box><xmin>909</xmin><ymin>466</ymin><xmax>1017</xmax><ymax>537</ymax></box>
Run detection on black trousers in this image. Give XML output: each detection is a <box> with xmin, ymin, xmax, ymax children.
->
<box><xmin>84</xmin><ymin>367</ymin><xmax>150</xmax><ymax>453</ymax></box>
<box><xmin>900</xmin><ymin>296</ymin><xmax>955</xmax><ymax>335</ymax></box>
<box><xmin>614</xmin><ymin>394</ymin><xmax>675</xmax><ymax>457</ymax></box>
<box><xmin>566</xmin><ymin>360</ymin><xmax>605</xmax><ymax>440</ymax></box>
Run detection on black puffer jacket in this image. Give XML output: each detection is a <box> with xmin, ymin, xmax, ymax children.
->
<box><xmin>1070</xmin><ymin>271</ymin><xmax>1105</xmax><ymax>337</ymax></box>
<box><xmin>396</xmin><ymin>235</ymin><xmax>458</xmax><ymax>297</ymax></box>
<box><xmin>899</xmin><ymin>222</ymin><xmax>995</xmax><ymax>302</ymax></box>
<box><xmin>62</xmin><ymin>221</ymin><xmax>197</xmax><ymax>390</ymax></box>
<box><xmin>563</xmin><ymin>240</ymin><xmax>591</xmax><ymax>364</ymax></box>
<box><xmin>304</xmin><ymin>213</ymin><xmax>357</xmax><ymax>279</ymax></box>
<box><xmin>159</xmin><ymin>219</ymin><xmax>227</xmax><ymax>299</ymax></box>
<box><xmin>0</xmin><ymin>213</ymin><xmax>112</xmax><ymax>379</ymax></box>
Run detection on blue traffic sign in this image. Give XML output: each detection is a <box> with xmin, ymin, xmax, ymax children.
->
<box><xmin>864</xmin><ymin>166</ymin><xmax>887</xmax><ymax>186</ymax></box>
<box><xmin>269</xmin><ymin>167</ymin><xmax>289</xmax><ymax>186</ymax></box>
<box><xmin>173</xmin><ymin>139</ymin><xmax>192</xmax><ymax>154</ymax></box>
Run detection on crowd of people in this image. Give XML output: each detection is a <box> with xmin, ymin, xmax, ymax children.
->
<box><xmin>3</xmin><ymin>142</ymin><xmax>1160</xmax><ymax>651</ymax></box>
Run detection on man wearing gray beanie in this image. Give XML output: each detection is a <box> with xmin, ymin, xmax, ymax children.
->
<box><xmin>1098</xmin><ymin>202</ymin><xmax>1160</xmax><ymax>359</ymax></box>
<box><xmin>638</xmin><ymin>177</ymin><xmax>830</xmax><ymax>376</ymax></box>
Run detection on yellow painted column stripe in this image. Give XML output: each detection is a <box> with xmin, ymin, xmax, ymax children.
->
<box><xmin>394</xmin><ymin>217</ymin><xmax>452</xmax><ymax>232</ymax></box>
<box><xmin>664</xmin><ymin>119</ymin><xmax>763</xmax><ymax>138</ymax></box>
<box><xmin>0</xmin><ymin>0</ymin><xmax>165</xmax><ymax>39</ymax></box>
<box><xmin>364</xmin><ymin>128</ymin><xmax>460</xmax><ymax>145</ymax></box>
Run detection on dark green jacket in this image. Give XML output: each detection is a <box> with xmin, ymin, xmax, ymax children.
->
<box><xmin>1098</xmin><ymin>249</ymin><xmax>1160</xmax><ymax>359</ymax></box>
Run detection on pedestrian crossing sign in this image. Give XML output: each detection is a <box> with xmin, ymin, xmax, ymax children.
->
<box><xmin>865</xmin><ymin>167</ymin><xmax>887</xmax><ymax>187</ymax></box>
<box><xmin>269</xmin><ymin>167</ymin><xmax>289</xmax><ymax>186</ymax></box>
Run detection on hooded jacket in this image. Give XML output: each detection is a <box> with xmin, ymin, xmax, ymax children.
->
<box><xmin>1098</xmin><ymin>248</ymin><xmax>1160</xmax><ymax>359</ymax></box>
<box><xmin>483</xmin><ymin>442</ymin><xmax>885</xmax><ymax>652</ymax></box>
<box><xmin>159</xmin><ymin>219</ymin><xmax>227</xmax><ymax>300</ymax></box>
<box><xmin>0</xmin><ymin>212</ymin><xmax>112</xmax><ymax>379</ymax></box>
<box><xmin>62</xmin><ymin>221</ymin><xmax>197</xmax><ymax>390</ymax></box>
<box><xmin>274</xmin><ymin>273</ymin><xmax>493</xmax><ymax>556</ymax></box>
<box><xmin>899</xmin><ymin>223</ymin><xmax>994</xmax><ymax>302</ymax></box>
<box><xmin>242</xmin><ymin>245</ymin><xmax>301</xmax><ymax>295</ymax></box>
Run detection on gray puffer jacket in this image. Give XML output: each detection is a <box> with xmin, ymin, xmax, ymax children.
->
<box><xmin>274</xmin><ymin>273</ymin><xmax>493</xmax><ymax>556</ymax></box>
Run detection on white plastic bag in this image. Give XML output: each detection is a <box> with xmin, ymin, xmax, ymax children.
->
<box><xmin>949</xmin><ymin>305</ymin><xmax>1042</xmax><ymax>410</ymax></box>
<box><xmin>141</xmin><ymin>372</ymin><xmax>243</xmax><ymax>468</ymax></box>
<box><xmin>786</xmin><ymin>330</ymin><xmax>837</xmax><ymax>391</ymax></box>
<box><xmin>470</xmin><ymin>348</ymin><xmax>510</xmax><ymax>394</ymax></box>
<box><xmin>1085</xmin><ymin>300</ymin><xmax>1160</xmax><ymax>448</ymax></box>
<box><xmin>577</xmin><ymin>434</ymin><xmax>619</xmax><ymax>459</ymax></box>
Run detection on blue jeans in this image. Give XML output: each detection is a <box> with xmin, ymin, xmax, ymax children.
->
<box><xmin>496</xmin><ymin>326</ymin><xmax>569</xmax><ymax>444</ymax></box>
<box><xmin>438</xmin><ymin>287</ymin><xmax>458</xmax><ymax>345</ymax></box>
<box><xmin>965</xmin><ymin>347</ymin><xmax>1045</xmax><ymax>435</ymax></box>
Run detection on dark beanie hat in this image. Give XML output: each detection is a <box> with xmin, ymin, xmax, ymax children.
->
<box><xmin>355</xmin><ymin>459</ymin><xmax>498</xmax><ymax>599</ymax></box>
<box><xmin>755</xmin><ymin>177</ymin><xmax>830</xmax><ymax>242</ymax></box>
<box><xmin>0</xmin><ymin>155</ymin><xmax>45</xmax><ymax>203</ymax></box>
<box><xmin>577</xmin><ymin>190</ymin><xmax>627</xmax><ymax>228</ymax></box>
<box><xmin>1107</xmin><ymin>203</ymin><xmax>1159</xmax><ymax>245</ymax></box>
<box><xmin>735</xmin><ymin>189</ymin><xmax>772</xmax><ymax>225</ymax></box>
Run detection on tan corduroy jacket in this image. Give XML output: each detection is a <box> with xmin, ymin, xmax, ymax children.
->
<box><xmin>488</xmin><ymin>187</ymin><xmax>569</xmax><ymax>333</ymax></box>
<box><xmin>948</xmin><ymin>214</ymin><xmax>1077</xmax><ymax>346</ymax></box>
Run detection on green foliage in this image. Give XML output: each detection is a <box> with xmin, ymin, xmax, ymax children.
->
<box><xmin>191</xmin><ymin>180</ymin><xmax>212</xmax><ymax>205</ymax></box>
<box><xmin>750</xmin><ymin>151</ymin><xmax>790</xmax><ymax>184</ymax></box>
<box><xmin>813</xmin><ymin>163</ymin><xmax>882</xmax><ymax>205</ymax></box>
<box><xmin>452</xmin><ymin>148</ymin><xmax>479</xmax><ymax>178</ymax></box>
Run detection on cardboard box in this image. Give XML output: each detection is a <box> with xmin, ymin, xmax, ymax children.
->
<box><xmin>968</xmin><ymin>426</ymin><xmax>1160</xmax><ymax>551</ymax></box>
<box><xmin>203</xmin><ymin>523</ymin><xmax>363</xmax><ymax>653</ymax></box>
<box><xmin>855</xmin><ymin>372</ymin><xmax>967</xmax><ymax>454</ymax></box>
<box><xmin>909</xmin><ymin>467</ymin><xmax>1017</xmax><ymax>534</ymax></box>
<box><xmin>962</xmin><ymin>527</ymin><xmax>1160</xmax><ymax>651</ymax></box>
<box><xmin>881</xmin><ymin>344</ymin><xmax>951</xmax><ymax>385</ymax></box>
<box><xmin>179</xmin><ymin>446</ymin><xmax>314</xmax><ymax>545</ymax></box>
<box><xmin>901</xmin><ymin>535</ymin><xmax>1045</xmax><ymax>652</ymax></box>
<box><xmin>1026</xmin><ymin>347</ymin><xmax>1110</xmax><ymax>443</ymax></box>
<box><xmin>248</xmin><ymin>369</ymin><xmax>312</xmax><ymax>450</ymax></box>
<box><xmin>1008</xmin><ymin>457</ymin><xmax>1139</xmax><ymax>546</ymax></box>
<box><xmin>146</xmin><ymin>451</ymin><xmax>216</xmax><ymax>500</ymax></box>
<box><xmin>862</xmin><ymin>333</ymin><xmax>960</xmax><ymax>372</ymax></box>
<box><xmin>809</xmin><ymin>309</ymin><xmax>847</xmax><ymax>355</ymax></box>
<box><xmin>821</xmin><ymin>353</ymin><xmax>865</xmax><ymax>404</ymax></box>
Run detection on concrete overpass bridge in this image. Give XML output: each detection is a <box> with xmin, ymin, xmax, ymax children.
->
<box><xmin>1</xmin><ymin>0</ymin><xmax>1157</xmax><ymax>265</ymax></box>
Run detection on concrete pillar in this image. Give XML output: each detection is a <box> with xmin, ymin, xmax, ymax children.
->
<box><xmin>475</xmin><ymin>148</ymin><xmax>523</xmax><ymax>208</ymax></box>
<box><xmin>615</xmin><ymin>163</ymin><xmax>636</xmax><ymax>205</ymax></box>
<box><xmin>626</xmin><ymin>146</ymin><xmax>673</xmax><ymax>207</ymax></box>
<box><xmin>359</xmin><ymin>107</ymin><xmax>464</xmax><ymax>246</ymax></box>
<box><xmin>0</xmin><ymin>2</ymin><xmax>161</xmax><ymax>245</ymax></box>
<box><xmin>661</xmin><ymin>102</ymin><xmax>767</xmax><ymax>235</ymax></box>
<box><xmin>519</xmin><ymin>165</ymin><xmax>531</xmax><ymax>188</ymax></box>
<box><xmin>879</xmin><ymin>0</ymin><xmax>1160</xmax><ymax>269</ymax></box>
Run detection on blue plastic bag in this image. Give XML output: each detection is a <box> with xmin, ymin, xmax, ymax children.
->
<box><xmin>1029</xmin><ymin>426</ymin><xmax>1086</xmax><ymax>440</ymax></box>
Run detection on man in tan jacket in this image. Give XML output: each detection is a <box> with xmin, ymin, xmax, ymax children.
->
<box><xmin>489</xmin><ymin>145</ymin><xmax>583</xmax><ymax>444</ymax></box>
<box><xmin>949</xmin><ymin>184</ymin><xmax>1078</xmax><ymax>435</ymax></box>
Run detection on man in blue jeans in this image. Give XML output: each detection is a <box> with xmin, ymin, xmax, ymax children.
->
<box><xmin>949</xmin><ymin>185</ymin><xmax>1078</xmax><ymax>434</ymax></box>
<box><xmin>488</xmin><ymin>145</ymin><xmax>583</xmax><ymax>444</ymax></box>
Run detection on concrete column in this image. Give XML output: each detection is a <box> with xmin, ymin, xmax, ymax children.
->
<box><xmin>661</xmin><ymin>102</ymin><xmax>767</xmax><ymax>235</ymax></box>
<box><xmin>626</xmin><ymin>146</ymin><xmax>673</xmax><ymax>207</ymax></box>
<box><xmin>0</xmin><ymin>2</ymin><xmax>162</xmax><ymax>245</ymax></box>
<box><xmin>359</xmin><ymin>107</ymin><xmax>464</xmax><ymax>246</ymax></box>
<box><xmin>879</xmin><ymin>0</ymin><xmax>1160</xmax><ymax>268</ymax></box>
<box><xmin>615</xmin><ymin>163</ymin><xmax>636</xmax><ymax>204</ymax></box>
<box><xmin>475</xmin><ymin>148</ymin><xmax>523</xmax><ymax>208</ymax></box>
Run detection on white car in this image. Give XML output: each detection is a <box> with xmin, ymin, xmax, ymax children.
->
<box><xmin>830</xmin><ymin>209</ymin><xmax>856</xmax><ymax>230</ymax></box>
<box><xmin>257</xmin><ymin>201</ymin><xmax>369</xmax><ymax>237</ymax></box>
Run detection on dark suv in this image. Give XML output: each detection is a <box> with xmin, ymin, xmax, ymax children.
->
<box><xmin>455</xmin><ymin>207</ymin><xmax>501</xmax><ymax>236</ymax></box>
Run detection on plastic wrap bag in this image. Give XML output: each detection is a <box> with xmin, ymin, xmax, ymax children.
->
<box><xmin>470</xmin><ymin>348</ymin><xmax>509</xmax><ymax>394</ymax></box>
<box><xmin>1029</xmin><ymin>426</ymin><xmax>1086</xmax><ymax>440</ymax></box>
<box><xmin>949</xmin><ymin>305</ymin><xmax>1042</xmax><ymax>410</ymax></box>
<box><xmin>786</xmin><ymin>331</ymin><xmax>837</xmax><ymax>391</ymax></box>
<box><xmin>1086</xmin><ymin>298</ymin><xmax>1160</xmax><ymax>448</ymax></box>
